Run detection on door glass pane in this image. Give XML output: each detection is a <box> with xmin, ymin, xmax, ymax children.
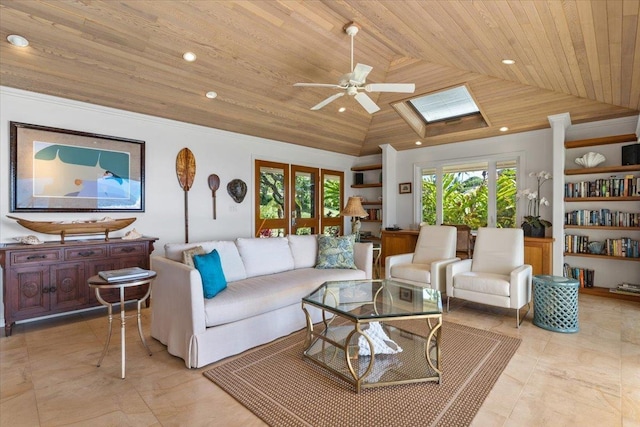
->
<box><xmin>496</xmin><ymin>162</ymin><xmax>517</xmax><ymax>228</ymax></box>
<box><xmin>294</xmin><ymin>171</ymin><xmax>315</xmax><ymax>221</ymax></box>
<box><xmin>323</xmin><ymin>173</ymin><xmax>341</xmax><ymax>219</ymax></box>
<box><xmin>259</xmin><ymin>228</ymin><xmax>285</xmax><ymax>237</ymax></box>
<box><xmin>259</xmin><ymin>165</ymin><xmax>286</xmax><ymax>220</ymax></box>
<box><xmin>296</xmin><ymin>227</ymin><xmax>312</xmax><ymax>235</ymax></box>
<box><xmin>323</xmin><ymin>225</ymin><xmax>340</xmax><ymax>236</ymax></box>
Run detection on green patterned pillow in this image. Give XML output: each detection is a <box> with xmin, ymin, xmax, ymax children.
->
<box><xmin>316</xmin><ymin>235</ymin><xmax>357</xmax><ymax>269</ymax></box>
<box><xmin>182</xmin><ymin>246</ymin><xmax>205</xmax><ymax>268</ymax></box>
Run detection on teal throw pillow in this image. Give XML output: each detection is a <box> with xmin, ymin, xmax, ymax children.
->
<box><xmin>193</xmin><ymin>249</ymin><xmax>227</xmax><ymax>298</ymax></box>
<box><xmin>316</xmin><ymin>235</ymin><xmax>357</xmax><ymax>269</ymax></box>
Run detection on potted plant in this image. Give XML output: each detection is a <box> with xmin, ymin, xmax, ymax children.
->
<box><xmin>518</xmin><ymin>171</ymin><xmax>552</xmax><ymax>237</ymax></box>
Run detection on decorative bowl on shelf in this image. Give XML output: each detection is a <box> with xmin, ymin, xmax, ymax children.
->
<box><xmin>575</xmin><ymin>152</ymin><xmax>606</xmax><ymax>168</ymax></box>
<box><xmin>587</xmin><ymin>241</ymin><xmax>604</xmax><ymax>255</ymax></box>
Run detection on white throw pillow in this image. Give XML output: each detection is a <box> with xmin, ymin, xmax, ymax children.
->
<box><xmin>287</xmin><ymin>234</ymin><xmax>318</xmax><ymax>269</ymax></box>
<box><xmin>236</xmin><ymin>237</ymin><xmax>295</xmax><ymax>278</ymax></box>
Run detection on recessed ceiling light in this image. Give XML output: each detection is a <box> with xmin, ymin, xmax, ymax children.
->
<box><xmin>205</xmin><ymin>91</ymin><xmax>217</xmax><ymax>99</ymax></box>
<box><xmin>338</xmin><ymin>107</ymin><xmax>346</xmax><ymax>113</ymax></box>
<box><xmin>501</xmin><ymin>59</ymin><xmax>515</xmax><ymax>65</ymax></box>
<box><xmin>499</xmin><ymin>126</ymin><xmax>509</xmax><ymax>132</ymax></box>
<box><xmin>415</xmin><ymin>141</ymin><xmax>422</xmax><ymax>145</ymax></box>
<box><xmin>7</xmin><ymin>34</ymin><xmax>29</xmax><ymax>47</ymax></box>
<box><xmin>182</xmin><ymin>51</ymin><xmax>196</xmax><ymax>62</ymax></box>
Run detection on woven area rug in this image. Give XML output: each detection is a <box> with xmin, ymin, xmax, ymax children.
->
<box><xmin>203</xmin><ymin>321</ymin><xmax>520</xmax><ymax>427</ymax></box>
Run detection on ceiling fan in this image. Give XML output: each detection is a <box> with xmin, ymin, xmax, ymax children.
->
<box><xmin>294</xmin><ymin>22</ymin><xmax>416</xmax><ymax>114</ymax></box>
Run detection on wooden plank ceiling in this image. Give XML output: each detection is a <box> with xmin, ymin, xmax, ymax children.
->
<box><xmin>1</xmin><ymin>0</ymin><xmax>638</xmax><ymax>156</ymax></box>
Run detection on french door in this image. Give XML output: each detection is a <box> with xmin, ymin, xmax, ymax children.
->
<box><xmin>255</xmin><ymin>160</ymin><xmax>343</xmax><ymax>237</ymax></box>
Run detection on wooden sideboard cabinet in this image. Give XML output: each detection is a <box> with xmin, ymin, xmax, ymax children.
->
<box><xmin>0</xmin><ymin>236</ymin><xmax>157</xmax><ymax>336</ymax></box>
<box><xmin>381</xmin><ymin>229</ymin><xmax>553</xmax><ymax>275</ymax></box>
<box><xmin>522</xmin><ymin>236</ymin><xmax>554</xmax><ymax>276</ymax></box>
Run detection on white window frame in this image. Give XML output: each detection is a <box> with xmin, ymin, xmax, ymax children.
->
<box><xmin>412</xmin><ymin>152</ymin><xmax>524</xmax><ymax>228</ymax></box>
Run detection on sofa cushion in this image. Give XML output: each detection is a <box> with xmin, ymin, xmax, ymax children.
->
<box><xmin>288</xmin><ymin>234</ymin><xmax>318</xmax><ymax>269</ymax></box>
<box><xmin>193</xmin><ymin>250</ymin><xmax>227</xmax><ymax>298</ymax></box>
<box><xmin>165</xmin><ymin>240</ymin><xmax>247</xmax><ymax>282</ymax></box>
<box><xmin>182</xmin><ymin>245</ymin><xmax>205</xmax><ymax>268</ymax></box>
<box><xmin>236</xmin><ymin>237</ymin><xmax>295</xmax><ymax>278</ymax></box>
<box><xmin>203</xmin><ymin>267</ymin><xmax>366</xmax><ymax>327</ymax></box>
<box><xmin>316</xmin><ymin>235</ymin><xmax>357</xmax><ymax>269</ymax></box>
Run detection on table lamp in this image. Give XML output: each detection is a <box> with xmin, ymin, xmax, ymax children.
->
<box><xmin>340</xmin><ymin>197</ymin><xmax>369</xmax><ymax>241</ymax></box>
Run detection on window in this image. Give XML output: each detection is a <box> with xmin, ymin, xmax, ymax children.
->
<box><xmin>255</xmin><ymin>160</ymin><xmax>343</xmax><ymax>237</ymax></box>
<box><xmin>409</xmin><ymin>86</ymin><xmax>480</xmax><ymax>123</ymax></box>
<box><xmin>420</xmin><ymin>159</ymin><xmax>518</xmax><ymax>229</ymax></box>
<box><xmin>392</xmin><ymin>85</ymin><xmax>488</xmax><ymax>138</ymax></box>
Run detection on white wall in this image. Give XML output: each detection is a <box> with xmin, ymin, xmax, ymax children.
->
<box><xmin>0</xmin><ymin>87</ymin><xmax>358</xmax><ymax>325</ymax></box>
<box><xmin>388</xmin><ymin>114</ymin><xmax>638</xmax><ymax>231</ymax></box>
<box><xmin>391</xmin><ymin>128</ymin><xmax>554</xmax><ymax>228</ymax></box>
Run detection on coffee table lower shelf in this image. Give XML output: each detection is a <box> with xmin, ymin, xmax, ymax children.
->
<box><xmin>303</xmin><ymin>320</ymin><xmax>441</xmax><ymax>393</ymax></box>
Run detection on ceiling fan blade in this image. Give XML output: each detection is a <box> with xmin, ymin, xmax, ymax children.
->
<box><xmin>365</xmin><ymin>83</ymin><xmax>416</xmax><ymax>93</ymax></box>
<box><xmin>350</xmin><ymin>63</ymin><xmax>373</xmax><ymax>85</ymax></box>
<box><xmin>354</xmin><ymin>92</ymin><xmax>380</xmax><ymax>113</ymax></box>
<box><xmin>311</xmin><ymin>92</ymin><xmax>345</xmax><ymax>110</ymax></box>
<box><xmin>294</xmin><ymin>83</ymin><xmax>341</xmax><ymax>88</ymax></box>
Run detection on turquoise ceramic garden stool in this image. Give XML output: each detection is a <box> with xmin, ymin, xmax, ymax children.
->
<box><xmin>532</xmin><ymin>275</ymin><xmax>579</xmax><ymax>333</ymax></box>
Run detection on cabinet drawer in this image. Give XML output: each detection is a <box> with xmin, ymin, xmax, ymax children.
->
<box><xmin>109</xmin><ymin>243</ymin><xmax>146</xmax><ymax>257</ymax></box>
<box><xmin>65</xmin><ymin>246</ymin><xmax>107</xmax><ymax>260</ymax></box>
<box><xmin>11</xmin><ymin>250</ymin><xmax>62</xmax><ymax>265</ymax></box>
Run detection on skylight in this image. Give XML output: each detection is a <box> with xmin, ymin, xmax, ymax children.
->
<box><xmin>408</xmin><ymin>86</ymin><xmax>479</xmax><ymax>123</ymax></box>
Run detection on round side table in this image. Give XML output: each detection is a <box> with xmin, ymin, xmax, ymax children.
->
<box><xmin>88</xmin><ymin>271</ymin><xmax>156</xmax><ymax>378</ymax></box>
<box><xmin>532</xmin><ymin>275</ymin><xmax>579</xmax><ymax>333</ymax></box>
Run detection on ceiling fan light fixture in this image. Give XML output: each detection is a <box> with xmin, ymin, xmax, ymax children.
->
<box><xmin>7</xmin><ymin>34</ymin><xmax>29</xmax><ymax>47</ymax></box>
<box><xmin>183</xmin><ymin>51</ymin><xmax>196</xmax><ymax>62</ymax></box>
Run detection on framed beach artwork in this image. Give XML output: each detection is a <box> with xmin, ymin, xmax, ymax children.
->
<box><xmin>9</xmin><ymin>122</ymin><xmax>145</xmax><ymax>212</ymax></box>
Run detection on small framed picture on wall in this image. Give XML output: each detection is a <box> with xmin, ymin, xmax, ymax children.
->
<box><xmin>399</xmin><ymin>182</ymin><xmax>412</xmax><ymax>194</ymax></box>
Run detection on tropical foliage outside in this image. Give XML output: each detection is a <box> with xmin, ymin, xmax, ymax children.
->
<box><xmin>421</xmin><ymin>169</ymin><xmax>517</xmax><ymax>229</ymax></box>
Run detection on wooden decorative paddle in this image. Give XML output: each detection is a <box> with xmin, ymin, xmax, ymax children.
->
<box><xmin>208</xmin><ymin>174</ymin><xmax>220</xmax><ymax>219</ymax></box>
<box><xmin>176</xmin><ymin>148</ymin><xmax>196</xmax><ymax>243</ymax></box>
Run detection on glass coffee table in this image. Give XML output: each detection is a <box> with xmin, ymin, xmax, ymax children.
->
<box><xmin>301</xmin><ymin>279</ymin><xmax>442</xmax><ymax>393</ymax></box>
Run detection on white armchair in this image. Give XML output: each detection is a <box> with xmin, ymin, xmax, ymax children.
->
<box><xmin>446</xmin><ymin>227</ymin><xmax>532</xmax><ymax>327</ymax></box>
<box><xmin>385</xmin><ymin>225</ymin><xmax>459</xmax><ymax>292</ymax></box>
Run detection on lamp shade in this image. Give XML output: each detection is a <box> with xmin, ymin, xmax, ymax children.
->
<box><xmin>340</xmin><ymin>197</ymin><xmax>368</xmax><ymax>218</ymax></box>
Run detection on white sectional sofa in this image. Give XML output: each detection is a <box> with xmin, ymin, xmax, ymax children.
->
<box><xmin>150</xmin><ymin>234</ymin><xmax>373</xmax><ymax>368</ymax></box>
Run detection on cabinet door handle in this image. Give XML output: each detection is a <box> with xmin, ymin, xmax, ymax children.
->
<box><xmin>42</xmin><ymin>287</ymin><xmax>50</xmax><ymax>293</ymax></box>
<box><xmin>121</xmin><ymin>247</ymin><xmax>135</xmax><ymax>253</ymax></box>
<box><xmin>78</xmin><ymin>251</ymin><xmax>95</xmax><ymax>257</ymax></box>
<box><xmin>49</xmin><ymin>286</ymin><xmax>57</xmax><ymax>293</ymax></box>
<box><xmin>27</xmin><ymin>254</ymin><xmax>46</xmax><ymax>260</ymax></box>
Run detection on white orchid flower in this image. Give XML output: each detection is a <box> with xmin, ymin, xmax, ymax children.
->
<box><xmin>539</xmin><ymin>197</ymin><xmax>549</xmax><ymax>206</ymax></box>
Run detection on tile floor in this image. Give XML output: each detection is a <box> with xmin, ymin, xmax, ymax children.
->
<box><xmin>1</xmin><ymin>294</ymin><xmax>638</xmax><ymax>426</ymax></box>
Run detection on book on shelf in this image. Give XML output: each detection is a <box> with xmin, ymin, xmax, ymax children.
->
<box><xmin>562</xmin><ymin>263</ymin><xmax>594</xmax><ymax>287</ymax></box>
<box><xmin>98</xmin><ymin>267</ymin><xmax>150</xmax><ymax>282</ymax></box>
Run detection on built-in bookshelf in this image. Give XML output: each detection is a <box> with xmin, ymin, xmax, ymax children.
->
<box><xmin>351</xmin><ymin>164</ymin><xmax>383</xmax><ymax>229</ymax></box>
<box><xmin>563</xmin><ymin>133</ymin><xmax>640</xmax><ymax>301</ymax></box>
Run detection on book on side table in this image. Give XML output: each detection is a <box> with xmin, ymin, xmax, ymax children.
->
<box><xmin>98</xmin><ymin>267</ymin><xmax>151</xmax><ymax>282</ymax></box>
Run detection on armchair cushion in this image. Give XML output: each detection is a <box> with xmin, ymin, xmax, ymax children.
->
<box><xmin>412</xmin><ymin>225</ymin><xmax>456</xmax><ymax>264</ymax></box>
<box><xmin>389</xmin><ymin>263</ymin><xmax>431</xmax><ymax>284</ymax></box>
<box><xmin>471</xmin><ymin>228</ymin><xmax>524</xmax><ymax>275</ymax></box>
<box><xmin>451</xmin><ymin>272</ymin><xmax>510</xmax><ymax>297</ymax></box>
